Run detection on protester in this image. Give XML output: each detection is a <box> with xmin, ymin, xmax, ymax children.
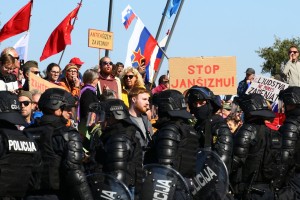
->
<box><xmin>237</xmin><ymin>67</ymin><xmax>255</xmax><ymax>97</ymax></box>
<box><xmin>59</xmin><ymin>57</ymin><xmax>84</xmax><ymax>81</ymax></box>
<box><xmin>151</xmin><ymin>74</ymin><xmax>169</xmax><ymax>94</ymax></box>
<box><xmin>226</xmin><ymin>113</ymin><xmax>242</xmax><ymax>134</ymax></box>
<box><xmin>78</xmin><ymin>69</ymin><xmax>99</xmax><ymax>136</ymax></box>
<box><xmin>31</xmin><ymin>89</ymin><xmax>43</xmax><ymax>120</ymax></box>
<box><xmin>0</xmin><ymin>53</ymin><xmax>19</xmax><ymax>92</ymax></box>
<box><xmin>97</xmin><ymin>56</ymin><xmax>122</xmax><ymax>99</ymax></box>
<box><xmin>128</xmin><ymin>87</ymin><xmax>153</xmax><ymax>153</ymax></box>
<box><xmin>1</xmin><ymin>47</ymin><xmax>21</xmax><ymax>80</ymax></box>
<box><xmin>22</xmin><ymin>60</ymin><xmax>41</xmax><ymax>91</ymax></box>
<box><xmin>44</xmin><ymin>62</ymin><xmax>61</xmax><ymax>84</ymax></box>
<box><xmin>121</xmin><ymin>66</ymin><xmax>144</xmax><ymax>107</ymax></box>
<box><xmin>282</xmin><ymin>45</ymin><xmax>300</xmax><ymax>86</ymax></box>
<box><xmin>19</xmin><ymin>90</ymin><xmax>35</xmax><ymax>127</ymax></box>
<box><xmin>114</xmin><ymin>61</ymin><xmax>124</xmax><ymax>78</ymax></box>
<box><xmin>60</xmin><ymin>63</ymin><xmax>80</xmax><ymax>98</ymax></box>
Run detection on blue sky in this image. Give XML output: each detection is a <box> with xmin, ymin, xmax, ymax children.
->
<box><xmin>1</xmin><ymin>0</ymin><xmax>300</xmax><ymax>86</ymax></box>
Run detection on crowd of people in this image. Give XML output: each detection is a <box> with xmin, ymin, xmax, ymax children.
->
<box><xmin>0</xmin><ymin>45</ymin><xmax>300</xmax><ymax>200</ymax></box>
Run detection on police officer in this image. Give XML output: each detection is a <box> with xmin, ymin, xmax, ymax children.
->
<box><xmin>185</xmin><ymin>86</ymin><xmax>233</xmax><ymax>170</ymax></box>
<box><xmin>144</xmin><ymin>89</ymin><xmax>200</xmax><ymax>183</ymax></box>
<box><xmin>24</xmin><ymin>88</ymin><xmax>93</xmax><ymax>200</ymax></box>
<box><xmin>278</xmin><ymin>86</ymin><xmax>300</xmax><ymax>199</ymax></box>
<box><xmin>90</xmin><ymin>99</ymin><xmax>143</xmax><ymax>199</ymax></box>
<box><xmin>231</xmin><ymin>93</ymin><xmax>283</xmax><ymax>200</ymax></box>
<box><xmin>0</xmin><ymin>91</ymin><xmax>38</xmax><ymax>199</ymax></box>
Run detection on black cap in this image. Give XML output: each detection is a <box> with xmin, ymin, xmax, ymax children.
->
<box><xmin>0</xmin><ymin>91</ymin><xmax>26</xmax><ymax>125</ymax></box>
<box><xmin>245</xmin><ymin>68</ymin><xmax>255</xmax><ymax>75</ymax></box>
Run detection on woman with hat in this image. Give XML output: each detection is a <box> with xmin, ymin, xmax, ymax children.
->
<box><xmin>59</xmin><ymin>63</ymin><xmax>80</xmax><ymax>98</ymax></box>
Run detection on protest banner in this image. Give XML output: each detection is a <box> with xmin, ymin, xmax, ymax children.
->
<box><xmin>88</xmin><ymin>29</ymin><xmax>113</xmax><ymax>50</ymax></box>
<box><xmin>245</xmin><ymin>75</ymin><xmax>289</xmax><ymax>102</ymax></box>
<box><xmin>29</xmin><ymin>72</ymin><xmax>64</xmax><ymax>92</ymax></box>
<box><xmin>169</xmin><ymin>56</ymin><xmax>236</xmax><ymax>95</ymax></box>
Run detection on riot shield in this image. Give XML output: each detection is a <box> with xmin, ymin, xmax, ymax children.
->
<box><xmin>191</xmin><ymin>149</ymin><xmax>229</xmax><ymax>200</ymax></box>
<box><xmin>87</xmin><ymin>173</ymin><xmax>133</xmax><ymax>200</ymax></box>
<box><xmin>141</xmin><ymin>164</ymin><xmax>192</xmax><ymax>200</ymax></box>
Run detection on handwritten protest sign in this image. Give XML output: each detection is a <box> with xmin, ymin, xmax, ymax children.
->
<box><xmin>169</xmin><ymin>57</ymin><xmax>236</xmax><ymax>95</ymax></box>
<box><xmin>245</xmin><ymin>75</ymin><xmax>289</xmax><ymax>102</ymax></box>
<box><xmin>29</xmin><ymin>72</ymin><xmax>64</xmax><ymax>92</ymax></box>
<box><xmin>88</xmin><ymin>29</ymin><xmax>113</xmax><ymax>50</ymax></box>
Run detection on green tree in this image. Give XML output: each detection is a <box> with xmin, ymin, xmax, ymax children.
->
<box><xmin>256</xmin><ymin>36</ymin><xmax>300</xmax><ymax>76</ymax></box>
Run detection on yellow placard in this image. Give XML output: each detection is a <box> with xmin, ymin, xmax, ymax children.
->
<box><xmin>169</xmin><ymin>57</ymin><xmax>237</xmax><ymax>95</ymax></box>
<box><xmin>88</xmin><ymin>29</ymin><xmax>113</xmax><ymax>50</ymax></box>
<box><xmin>29</xmin><ymin>72</ymin><xmax>64</xmax><ymax>92</ymax></box>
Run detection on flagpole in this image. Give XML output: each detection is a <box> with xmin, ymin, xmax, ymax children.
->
<box><xmin>105</xmin><ymin>0</ymin><xmax>113</xmax><ymax>57</ymax></box>
<box><xmin>155</xmin><ymin>0</ymin><xmax>171</xmax><ymax>40</ymax></box>
<box><xmin>152</xmin><ymin>0</ymin><xmax>185</xmax><ymax>85</ymax></box>
<box><xmin>58</xmin><ymin>0</ymin><xmax>83</xmax><ymax>65</ymax></box>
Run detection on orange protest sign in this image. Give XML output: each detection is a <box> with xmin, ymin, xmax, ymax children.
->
<box><xmin>29</xmin><ymin>72</ymin><xmax>64</xmax><ymax>92</ymax></box>
<box><xmin>169</xmin><ymin>57</ymin><xmax>237</xmax><ymax>95</ymax></box>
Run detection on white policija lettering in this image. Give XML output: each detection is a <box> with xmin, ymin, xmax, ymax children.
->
<box><xmin>191</xmin><ymin>166</ymin><xmax>218</xmax><ymax>195</ymax></box>
<box><xmin>100</xmin><ymin>190</ymin><xmax>117</xmax><ymax>200</ymax></box>
<box><xmin>153</xmin><ymin>180</ymin><xmax>172</xmax><ymax>200</ymax></box>
<box><xmin>8</xmin><ymin>140</ymin><xmax>37</xmax><ymax>152</ymax></box>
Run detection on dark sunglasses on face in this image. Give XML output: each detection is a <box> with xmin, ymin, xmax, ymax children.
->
<box><xmin>13</xmin><ymin>56</ymin><xmax>20</xmax><ymax>61</ymax></box>
<box><xmin>102</xmin><ymin>61</ymin><xmax>113</xmax><ymax>66</ymax></box>
<box><xmin>289</xmin><ymin>51</ymin><xmax>298</xmax><ymax>54</ymax></box>
<box><xmin>124</xmin><ymin>75</ymin><xmax>134</xmax><ymax>79</ymax></box>
<box><xmin>32</xmin><ymin>71</ymin><xmax>40</xmax><ymax>75</ymax></box>
<box><xmin>20</xmin><ymin>101</ymin><xmax>31</xmax><ymax>107</ymax></box>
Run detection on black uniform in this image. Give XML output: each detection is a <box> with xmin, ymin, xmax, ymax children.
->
<box><xmin>90</xmin><ymin>99</ymin><xmax>144</xmax><ymax>199</ymax></box>
<box><xmin>24</xmin><ymin>88</ymin><xmax>93</xmax><ymax>200</ymax></box>
<box><xmin>231</xmin><ymin>93</ymin><xmax>285</xmax><ymax>200</ymax></box>
<box><xmin>0</xmin><ymin>91</ymin><xmax>38</xmax><ymax>199</ymax></box>
<box><xmin>278</xmin><ymin>86</ymin><xmax>300</xmax><ymax>199</ymax></box>
<box><xmin>145</xmin><ymin>89</ymin><xmax>200</xmax><ymax>180</ymax></box>
<box><xmin>186</xmin><ymin>86</ymin><xmax>233</xmax><ymax>170</ymax></box>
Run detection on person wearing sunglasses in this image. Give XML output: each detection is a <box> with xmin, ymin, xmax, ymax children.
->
<box><xmin>0</xmin><ymin>53</ymin><xmax>19</xmax><ymax>92</ymax></box>
<box><xmin>97</xmin><ymin>56</ymin><xmax>122</xmax><ymax>100</ymax></box>
<box><xmin>21</xmin><ymin>60</ymin><xmax>40</xmax><ymax>91</ymax></box>
<box><xmin>120</xmin><ymin>67</ymin><xmax>144</xmax><ymax>107</ymax></box>
<box><xmin>282</xmin><ymin>45</ymin><xmax>300</xmax><ymax>86</ymax></box>
<box><xmin>18</xmin><ymin>90</ymin><xmax>35</xmax><ymax>128</ymax></box>
<box><xmin>59</xmin><ymin>63</ymin><xmax>80</xmax><ymax>98</ymax></box>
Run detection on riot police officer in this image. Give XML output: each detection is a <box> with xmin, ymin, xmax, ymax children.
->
<box><xmin>278</xmin><ymin>86</ymin><xmax>300</xmax><ymax>199</ymax></box>
<box><xmin>144</xmin><ymin>89</ymin><xmax>200</xmax><ymax>184</ymax></box>
<box><xmin>231</xmin><ymin>93</ymin><xmax>284</xmax><ymax>200</ymax></box>
<box><xmin>185</xmin><ymin>86</ymin><xmax>233</xmax><ymax>170</ymax></box>
<box><xmin>0</xmin><ymin>91</ymin><xmax>38</xmax><ymax>199</ymax></box>
<box><xmin>89</xmin><ymin>99</ymin><xmax>144</xmax><ymax>199</ymax></box>
<box><xmin>24</xmin><ymin>88</ymin><xmax>93</xmax><ymax>200</ymax></box>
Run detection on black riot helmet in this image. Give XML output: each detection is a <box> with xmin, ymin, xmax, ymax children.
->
<box><xmin>153</xmin><ymin>89</ymin><xmax>192</xmax><ymax>119</ymax></box>
<box><xmin>38</xmin><ymin>88</ymin><xmax>76</xmax><ymax>112</ymax></box>
<box><xmin>237</xmin><ymin>93</ymin><xmax>275</xmax><ymax>120</ymax></box>
<box><xmin>89</xmin><ymin>99</ymin><xmax>129</xmax><ymax>122</ymax></box>
<box><xmin>278</xmin><ymin>86</ymin><xmax>300</xmax><ymax>105</ymax></box>
<box><xmin>185</xmin><ymin>86</ymin><xmax>221</xmax><ymax>114</ymax></box>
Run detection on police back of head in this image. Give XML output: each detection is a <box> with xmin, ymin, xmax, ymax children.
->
<box><xmin>0</xmin><ymin>91</ymin><xmax>26</xmax><ymax>126</ymax></box>
<box><xmin>279</xmin><ymin>86</ymin><xmax>300</xmax><ymax>115</ymax></box>
<box><xmin>153</xmin><ymin>89</ymin><xmax>192</xmax><ymax>119</ymax></box>
<box><xmin>38</xmin><ymin>88</ymin><xmax>76</xmax><ymax>114</ymax></box>
<box><xmin>185</xmin><ymin>86</ymin><xmax>221</xmax><ymax>120</ymax></box>
<box><xmin>238</xmin><ymin>93</ymin><xmax>275</xmax><ymax>122</ymax></box>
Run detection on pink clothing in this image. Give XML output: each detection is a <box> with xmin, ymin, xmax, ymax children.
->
<box><xmin>152</xmin><ymin>84</ymin><xmax>168</xmax><ymax>94</ymax></box>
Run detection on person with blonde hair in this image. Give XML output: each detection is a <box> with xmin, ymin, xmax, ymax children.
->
<box><xmin>120</xmin><ymin>66</ymin><xmax>145</xmax><ymax>107</ymax></box>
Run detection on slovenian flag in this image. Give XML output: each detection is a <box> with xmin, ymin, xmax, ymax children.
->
<box><xmin>122</xmin><ymin>5</ymin><xmax>136</xmax><ymax>30</ymax></box>
<box><xmin>125</xmin><ymin>18</ymin><xmax>157</xmax><ymax>82</ymax></box>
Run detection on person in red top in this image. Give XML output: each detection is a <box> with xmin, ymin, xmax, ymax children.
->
<box><xmin>152</xmin><ymin>74</ymin><xmax>169</xmax><ymax>94</ymax></box>
<box><xmin>96</xmin><ymin>56</ymin><xmax>122</xmax><ymax>99</ymax></box>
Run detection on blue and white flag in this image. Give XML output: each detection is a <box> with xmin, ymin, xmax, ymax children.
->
<box><xmin>13</xmin><ymin>32</ymin><xmax>29</xmax><ymax>62</ymax></box>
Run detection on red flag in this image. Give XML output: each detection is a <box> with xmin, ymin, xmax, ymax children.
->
<box><xmin>40</xmin><ymin>4</ymin><xmax>81</xmax><ymax>61</ymax></box>
<box><xmin>0</xmin><ymin>1</ymin><xmax>32</xmax><ymax>42</ymax></box>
